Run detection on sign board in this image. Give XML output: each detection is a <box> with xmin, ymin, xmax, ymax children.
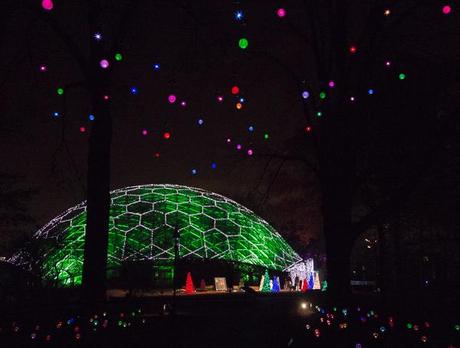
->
<box><xmin>214</xmin><ymin>277</ymin><xmax>227</xmax><ymax>291</ymax></box>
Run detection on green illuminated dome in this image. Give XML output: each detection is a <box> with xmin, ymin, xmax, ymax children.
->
<box><xmin>26</xmin><ymin>184</ymin><xmax>301</xmax><ymax>286</ymax></box>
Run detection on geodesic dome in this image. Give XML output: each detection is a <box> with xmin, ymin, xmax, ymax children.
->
<box><xmin>16</xmin><ymin>184</ymin><xmax>301</xmax><ymax>286</ymax></box>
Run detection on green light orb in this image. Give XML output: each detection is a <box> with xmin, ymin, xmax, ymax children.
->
<box><xmin>455</xmin><ymin>324</ymin><xmax>460</xmax><ymax>331</ymax></box>
<box><xmin>264</xmin><ymin>133</ymin><xmax>269</xmax><ymax>140</ymax></box>
<box><xmin>238</xmin><ymin>38</ymin><xmax>249</xmax><ymax>49</ymax></box>
<box><xmin>316</xmin><ymin>111</ymin><xmax>322</xmax><ymax>117</ymax></box>
<box><xmin>57</xmin><ymin>88</ymin><xmax>64</xmax><ymax>95</ymax></box>
<box><xmin>406</xmin><ymin>323</ymin><xmax>413</xmax><ymax>329</ymax></box>
<box><xmin>319</xmin><ymin>92</ymin><xmax>326</xmax><ymax>99</ymax></box>
<box><xmin>399</xmin><ymin>73</ymin><xmax>406</xmax><ymax>80</ymax></box>
<box><xmin>114</xmin><ymin>53</ymin><xmax>123</xmax><ymax>61</ymax></box>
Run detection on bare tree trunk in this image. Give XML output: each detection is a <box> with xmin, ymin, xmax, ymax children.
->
<box><xmin>81</xmin><ymin>70</ymin><xmax>112</xmax><ymax>303</ymax></box>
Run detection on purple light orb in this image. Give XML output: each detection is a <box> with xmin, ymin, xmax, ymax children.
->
<box><xmin>142</xmin><ymin>129</ymin><xmax>148</xmax><ymax>136</ymax></box>
<box><xmin>41</xmin><ymin>0</ymin><xmax>53</xmax><ymax>11</ymax></box>
<box><xmin>236</xmin><ymin>144</ymin><xmax>242</xmax><ymax>150</ymax></box>
<box><xmin>302</xmin><ymin>91</ymin><xmax>310</xmax><ymax>99</ymax></box>
<box><xmin>247</xmin><ymin>149</ymin><xmax>254</xmax><ymax>156</ymax></box>
<box><xmin>39</xmin><ymin>65</ymin><xmax>47</xmax><ymax>72</ymax></box>
<box><xmin>328</xmin><ymin>80</ymin><xmax>335</xmax><ymax>88</ymax></box>
<box><xmin>168</xmin><ymin>95</ymin><xmax>176</xmax><ymax>103</ymax></box>
<box><xmin>99</xmin><ymin>59</ymin><xmax>109</xmax><ymax>69</ymax></box>
<box><xmin>276</xmin><ymin>8</ymin><xmax>286</xmax><ymax>18</ymax></box>
<box><xmin>180</xmin><ymin>100</ymin><xmax>187</xmax><ymax>107</ymax></box>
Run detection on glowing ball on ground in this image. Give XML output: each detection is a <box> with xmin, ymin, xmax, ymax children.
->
<box><xmin>211</xmin><ymin>162</ymin><xmax>217</xmax><ymax>169</ymax></box>
<box><xmin>39</xmin><ymin>65</ymin><xmax>47</xmax><ymax>72</ymax></box>
<box><xmin>349</xmin><ymin>46</ymin><xmax>357</xmax><ymax>54</ymax></box>
<box><xmin>88</xmin><ymin>114</ymin><xmax>95</xmax><ymax>121</ymax></box>
<box><xmin>130</xmin><ymin>87</ymin><xmax>138</xmax><ymax>95</ymax></box>
<box><xmin>302</xmin><ymin>91</ymin><xmax>310</xmax><ymax>99</ymax></box>
<box><xmin>168</xmin><ymin>95</ymin><xmax>176</xmax><ymax>103</ymax></box>
<box><xmin>217</xmin><ymin>96</ymin><xmax>224</xmax><ymax>102</ymax></box>
<box><xmin>197</xmin><ymin>119</ymin><xmax>204</xmax><ymax>125</ymax></box>
<box><xmin>114</xmin><ymin>53</ymin><xmax>123</xmax><ymax>61</ymax></box>
<box><xmin>57</xmin><ymin>88</ymin><xmax>64</xmax><ymax>95</ymax></box>
<box><xmin>236</xmin><ymin>103</ymin><xmax>242</xmax><ymax>109</ymax></box>
<box><xmin>231</xmin><ymin>86</ymin><xmax>239</xmax><ymax>94</ymax></box>
<box><xmin>163</xmin><ymin>132</ymin><xmax>171</xmax><ymax>139</ymax></box>
<box><xmin>94</xmin><ymin>32</ymin><xmax>102</xmax><ymax>41</ymax></box>
<box><xmin>328</xmin><ymin>81</ymin><xmax>335</xmax><ymax>88</ymax></box>
<box><xmin>153</xmin><ymin>64</ymin><xmax>160</xmax><ymax>70</ymax></box>
<box><xmin>79</xmin><ymin>126</ymin><xmax>86</xmax><ymax>133</ymax></box>
<box><xmin>142</xmin><ymin>129</ymin><xmax>148</xmax><ymax>136</ymax></box>
<box><xmin>399</xmin><ymin>73</ymin><xmax>406</xmax><ymax>80</ymax></box>
<box><xmin>247</xmin><ymin>149</ymin><xmax>253</xmax><ymax>156</ymax></box>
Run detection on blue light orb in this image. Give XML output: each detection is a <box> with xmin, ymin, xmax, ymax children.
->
<box><xmin>52</xmin><ymin>112</ymin><xmax>59</xmax><ymax>117</ymax></box>
<box><xmin>248</xmin><ymin>125</ymin><xmax>254</xmax><ymax>132</ymax></box>
<box><xmin>130</xmin><ymin>87</ymin><xmax>138</xmax><ymax>95</ymax></box>
<box><xmin>239</xmin><ymin>97</ymin><xmax>245</xmax><ymax>103</ymax></box>
<box><xmin>191</xmin><ymin>168</ymin><xmax>198</xmax><ymax>175</ymax></box>
<box><xmin>368</xmin><ymin>89</ymin><xmax>374</xmax><ymax>95</ymax></box>
<box><xmin>197</xmin><ymin>118</ymin><xmax>204</xmax><ymax>125</ymax></box>
<box><xmin>88</xmin><ymin>114</ymin><xmax>95</xmax><ymax>121</ymax></box>
<box><xmin>94</xmin><ymin>32</ymin><xmax>102</xmax><ymax>41</ymax></box>
<box><xmin>153</xmin><ymin>63</ymin><xmax>160</xmax><ymax>70</ymax></box>
<box><xmin>234</xmin><ymin>10</ymin><xmax>244</xmax><ymax>21</ymax></box>
<box><xmin>302</xmin><ymin>91</ymin><xmax>310</xmax><ymax>99</ymax></box>
<box><xmin>211</xmin><ymin>162</ymin><xmax>217</xmax><ymax>169</ymax></box>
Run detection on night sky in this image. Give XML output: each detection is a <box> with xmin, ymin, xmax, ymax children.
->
<box><xmin>1</xmin><ymin>1</ymin><xmax>459</xmax><ymax>254</ymax></box>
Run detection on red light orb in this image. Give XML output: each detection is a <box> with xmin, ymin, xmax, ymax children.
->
<box><xmin>305</xmin><ymin>126</ymin><xmax>312</xmax><ymax>133</ymax></box>
<box><xmin>442</xmin><ymin>5</ymin><xmax>451</xmax><ymax>14</ymax></box>
<box><xmin>349</xmin><ymin>46</ymin><xmax>357</xmax><ymax>54</ymax></box>
<box><xmin>163</xmin><ymin>132</ymin><xmax>171</xmax><ymax>139</ymax></box>
<box><xmin>79</xmin><ymin>126</ymin><xmax>86</xmax><ymax>133</ymax></box>
<box><xmin>231</xmin><ymin>86</ymin><xmax>239</xmax><ymax>95</ymax></box>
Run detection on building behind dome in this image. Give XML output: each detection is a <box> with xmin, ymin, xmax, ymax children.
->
<box><xmin>13</xmin><ymin>184</ymin><xmax>301</xmax><ymax>287</ymax></box>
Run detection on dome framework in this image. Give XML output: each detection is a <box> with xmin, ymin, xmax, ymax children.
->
<box><xmin>27</xmin><ymin>184</ymin><xmax>301</xmax><ymax>286</ymax></box>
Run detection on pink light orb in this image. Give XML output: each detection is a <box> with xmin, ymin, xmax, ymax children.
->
<box><xmin>226</xmin><ymin>138</ymin><xmax>231</xmax><ymax>143</ymax></box>
<box><xmin>39</xmin><ymin>65</ymin><xmax>47</xmax><ymax>72</ymax></box>
<box><xmin>217</xmin><ymin>95</ymin><xmax>224</xmax><ymax>102</ymax></box>
<box><xmin>385</xmin><ymin>60</ymin><xmax>391</xmax><ymax>67</ymax></box>
<box><xmin>103</xmin><ymin>95</ymin><xmax>110</xmax><ymax>100</ymax></box>
<box><xmin>168</xmin><ymin>95</ymin><xmax>176</xmax><ymax>103</ymax></box>
<box><xmin>442</xmin><ymin>5</ymin><xmax>451</xmax><ymax>14</ymax></box>
<box><xmin>350</xmin><ymin>96</ymin><xmax>355</xmax><ymax>102</ymax></box>
<box><xmin>41</xmin><ymin>0</ymin><xmax>53</xmax><ymax>11</ymax></box>
<box><xmin>328</xmin><ymin>80</ymin><xmax>335</xmax><ymax>88</ymax></box>
<box><xmin>247</xmin><ymin>149</ymin><xmax>254</xmax><ymax>156</ymax></box>
<box><xmin>236</xmin><ymin>144</ymin><xmax>242</xmax><ymax>150</ymax></box>
<box><xmin>180</xmin><ymin>100</ymin><xmax>187</xmax><ymax>107</ymax></box>
<box><xmin>79</xmin><ymin>126</ymin><xmax>86</xmax><ymax>133</ymax></box>
<box><xmin>99</xmin><ymin>59</ymin><xmax>109</xmax><ymax>69</ymax></box>
<box><xmin>276</xmin><ymin>8</ymin><xmax>286</xmax><ymax>18</ymax></box>
<box><xmin>142</xmin><ymin>129</ymin><xmax>148</xmax><ymax>136</ymax></box>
